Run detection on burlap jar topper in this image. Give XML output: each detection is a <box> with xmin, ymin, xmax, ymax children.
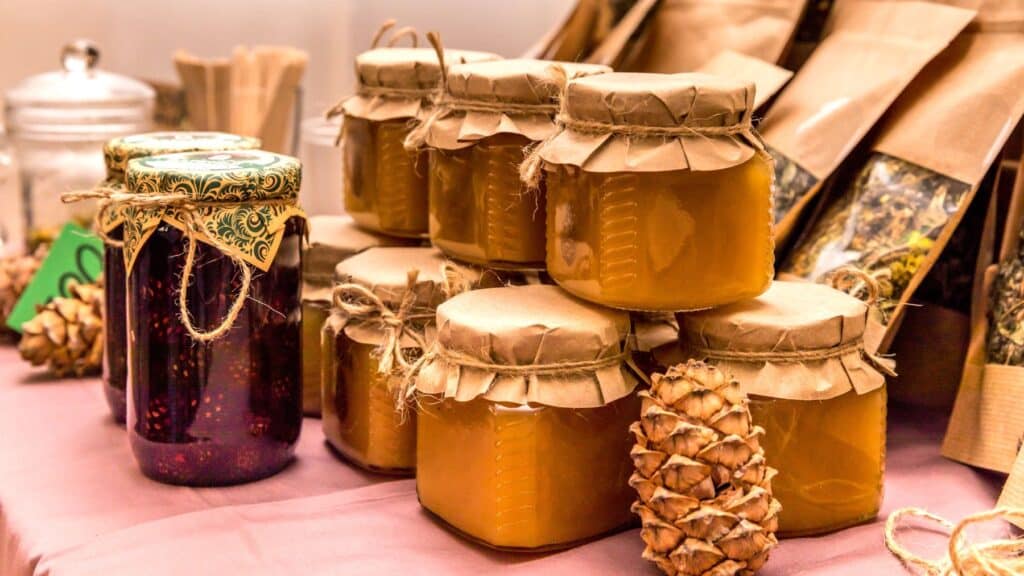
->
<box><xmin>327</xmin><ymin>247</ymin><xmax>484</xmax><ymax>378</ymax></box>
<box><xmin>409</xmin><ymin>284</ymin><xmax>643</xmax><ymax>409</ymax></box>
<box><xmin>678</xmin><ymin>281</ymin><xmax>894</xmax><ymax>401</ymax></box>
<box><xmin>302</xmin><ymin>215</ymin><xmax>419</xmax><ymax>306</ymax></box>
<box><xmin>96</xmin><ymin>131</ymin><xmax>261</xmax><ymax>237</ymax></box>
<box><xmin>326</xmin><ymin>22</ymin><xmax>500</xmax><ymax>131</ymax></box>
<box><xmin>414</xmin><ymin>58</ymin><xmax>610</xmax><ymax>151</ymax></box>
<box><xmin>521</xmin><ymin>71</ymin><xmax>767</xmax><ymax>187</ymax></box>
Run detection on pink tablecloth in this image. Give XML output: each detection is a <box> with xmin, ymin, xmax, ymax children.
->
<box><xmin>0</xmin><ymin>346</ymin><xmax>1005</xmax><ymax>575</ymax></box>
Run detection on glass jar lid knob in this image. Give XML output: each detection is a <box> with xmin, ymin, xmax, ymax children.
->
<box><xmin>61</xmin><ymin>40</ymin><xmax>100</xmax><ymax>73</ymax></box>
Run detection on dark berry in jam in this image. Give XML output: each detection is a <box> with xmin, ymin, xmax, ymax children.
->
<box><xmin>127</xmin><ymin>217</ymin><xmax>304</xmax><ymax>486</ymax></box>
<box><xmin>103</xmin><ymin>229</ymin><xmax>128</xmax><ymax>425</ymax></box>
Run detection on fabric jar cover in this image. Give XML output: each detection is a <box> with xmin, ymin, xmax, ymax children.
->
<box><xmin>98</xmin><ymin>132</ymin><xmax>261</xmax><ymax>234</ymax></box>
<box><xmin>339</xmin><ymin>47</ymin><xmax>501</xmax><ymax>123</ymax></box>
<box><xmin>411</xmin><ymin>284</ymin><xmax>642</xmax><ymax>408</ymax></box>
<box><xmin>423</xmin><ymin>59</ymin><xmax>609</xmax><ymax>150</ymax></box>
<box><xmin>533</xmin><ymin>71</ymin><xmax>765</xmax><ymax>174</ymax></box>
<box><xmin>678</xmin><ymin>281</ymin><xmax>893</xmax><ymax>401</ymax></box>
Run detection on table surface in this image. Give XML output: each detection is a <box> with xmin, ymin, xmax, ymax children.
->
<box><xmin>0</xmin><ymin>346</ymin><xmax>1004</xmax><ymax>576</ymax></box>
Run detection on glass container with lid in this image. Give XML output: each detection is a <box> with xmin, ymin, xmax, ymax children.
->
<box><xmin>4</xmin><ymin>40</ymin><xmax>154</xmax><ymax>247</ymax></box>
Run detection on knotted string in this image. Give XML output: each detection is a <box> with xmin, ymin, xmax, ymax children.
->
<box><xmin>62</xmin><ymin>187</ymin><xmax>298</xmax><ymax>343</ymax></box>
<box><xmin>885</xmin><ymin>507</ymin><xmax>1024</xmax><ymax>575</ymax></box>
<box><xmin>828</xmin><ymin>265</ymin><xmax>882</xmax><ymax>306</ymax></box>
<box><xmin>332</xmin><ymin>270</ymin><xmax>433</xmax><ymax>377</ymax></box>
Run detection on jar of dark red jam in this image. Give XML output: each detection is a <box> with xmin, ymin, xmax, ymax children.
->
<box><xmin>97</xmin><ymin>132</ymin><xmax>259</xmax><ymax>424</ymax></box>
<box><xmin>122</xmin><ymin>150</ymin><xmax>306</xmax><ymax>486</ymax></box>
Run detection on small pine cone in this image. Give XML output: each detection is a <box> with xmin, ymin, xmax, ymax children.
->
<box><xmin>0</xmin><ymin>246</ymin><xmax>47</xmax><ymax>334</ymax></box>
<box><xmin>19</xmin><ymin>281</ymin><xmax>103</xmax><ymax>378</ymax></box>
<box><xmin>632</xmin><ymin>360</ymin><xmax>781</xmax><ymax>576</ymax></box>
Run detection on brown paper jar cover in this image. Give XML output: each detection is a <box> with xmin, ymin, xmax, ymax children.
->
<box><xmin>412</xmin><ymin>284</ymin><xmax>641</xmax><ymax>408</ymax></box>
<box><xmin>695</xmin><ymin>50</ymin><xmax>793</xmax><ymax>112</ymax></box>
<box><xmin>424</xmin><ymin>59</ymin><xmax>610</xmax><ymax>150</ymax></box>
<box><xmin>535</xmin><ymin>71</ymin><xmax>774</xmax><ymax>311</ymax></box>
<box><xmin>412</xmin><ymin>284</ymin><xmax>642</xmax><ymax>551</ymax></box>
<box><xmin>679</xmin><ymin>281</ymin><xmax>890</xmax><ymax>536</ymax></box>
<box><xmin>302</xmin><ymin>215</ymin><xmax>420</xmax><ymax>304</ymax></box>
<box><xmin>422</xmin><ymin>59</ymin><xmax>608</xmax><ymax>269</ymax></box>
<box><xmin>321</xmin><ymin>247</ymin><xmax>477</xmax><ymax>473</ymax></box>
<box><xmin>341</xmin><ymin>48</ymin><xmax>502</xmax><ymax>122</ymax></box>
<box><xmin>537</xmin><ymin>72</ymin><xmax>763</xmax><ymax>173</ymax></box>
<box><xmin>301</xmin><ymin>216</ymin><xmax>419</xmax><ymax>417</ymax></box>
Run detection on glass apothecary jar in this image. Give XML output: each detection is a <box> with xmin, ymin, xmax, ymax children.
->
<box><xmin>679</xmin><ymin>281</ymin><xmax>892</xmax><ymax>536</ymax></box>
<box><xmin>411</xmin><ymin>284</ymin><xmax>642</xmax><ymax>551</ymax></box>
<box><xmin>122</xmin><ymin>150</ymin><xmax>306</xmax><ymax>486</ymax></box>
<box><xmin>5</xmin><ymin>40</ymin><xmax>154</xmax><ymax>248</ymax></box>
<box><xmin>331</xmin><ymin>46</ymin><xmax>499</xmax><ymax>237</ymax></box>
<box><xmin>322</xmin><ymin>247</ymin><xmax>478</xmax><ymax>474</ymax></box>
<box><xmin>302</xmin><ymin>215</ymin><xmax>418</xmax><ymax>416</ymax></box>
<box><xmin>298</xmin><ymin>116</ymin><xmax>343</xmax><ymax>216</ymax></box>
<box><xmin>422</xmin><ymin>59</ymin><xmax>608</xmax><ymax>269</ymax></box>
<box><xmin>97</xmin><ymin>132</ymin><xmax>260</xmax><ymax>424</ymax></box>
<box><xmin>530</xmin><ymin>72</ymin><xmax>774</xmax><ymax>311</ymax></box>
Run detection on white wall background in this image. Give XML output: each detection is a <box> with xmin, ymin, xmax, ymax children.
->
<box><xmin>0</xmin><ymin>0</ymin><xmax>574</xmax><ymax>115</ymax></box>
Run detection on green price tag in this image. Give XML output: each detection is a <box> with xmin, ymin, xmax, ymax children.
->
<box><xmin>7</xmin><ymin>223</ymin><xmax>104</xmax><ymax>332</ymax></box>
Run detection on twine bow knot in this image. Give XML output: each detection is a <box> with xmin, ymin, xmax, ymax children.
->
<box><xmin>61</xmin><ymin>187</ymin><xmax>294</xmax><ymax>343</ymax></box>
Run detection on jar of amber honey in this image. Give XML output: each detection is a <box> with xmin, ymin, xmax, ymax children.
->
<box><xmin>122</xmin><ymin>150</ymin><xmax>306</xmax><ymax>486</ymax></box>
<box><xmin>301</xmin><ymin>215</ymin><xmax>418</xmax><ymax>417</ymax></box>
<box><xmin>332</xmin><ymin>45</ymin><xmax>499</xmax><ymax>237</ymax></box>
<box><xmin>322</xmin><ymin>247</ymin><xmax>481</xmax><ymax>474</ymax></box>
<box><xmin>527</xmin><ymin>72</ymin><xmax>774</xmax><ymax>310</ymax></box>
<box><xmin>411</xmin><ymin>284</ymin><xmax>642</xmax><ymax>551</ymax></box>
<box><xmin>422</xmin><ymin>59</ymin><xmax>608</xmax><ymax>269</ymax></box>
<box><xmin>97</xmin><ymin>132</ymin><xmax>259</xmax><ymax>424</ymax></box>
<box><xmin>678</xmin><ymin>281</ymin><xmax>892</xmax><ymax>537</ymax></box>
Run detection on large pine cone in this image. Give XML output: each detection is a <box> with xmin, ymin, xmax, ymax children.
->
<box><xmin>19</xmin><ymin>281</ymin><xmax>103</xmax><ymax>378</ymax></box>
<box><xmin>631</xmin><ymin>360</ymin><xmax>781</xmax><ymax>576</ymax></box>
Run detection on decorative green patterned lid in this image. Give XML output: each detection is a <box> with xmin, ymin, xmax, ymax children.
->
<box><xmin>125</xmin><ymin>150</ymin><xmax>301</xmax><ymax>201</ymax></box>
<box><xmin>104</xmin><ymin>131</ymin><xmax>260</xmax><ymax>180</ymax></box>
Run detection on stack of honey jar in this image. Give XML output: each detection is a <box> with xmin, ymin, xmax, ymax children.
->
<box><xmin>306</xmin><ymin>26</ymin><xmax>891</xmax><ymax>552</ymax></box>
<box><xmin>88</xmin><ymin>22</ymin><xmax>891</xmax><ymax>558</ymax></box>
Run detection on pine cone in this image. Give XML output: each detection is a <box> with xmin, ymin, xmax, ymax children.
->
<box><xmin>631</xmin><ymin>360</ymin><xmax>781</xmax><ymax>576</ymax></box>
<box><xmin>0</xmin><ymin>245</ymin><xmax>47</xmax><ymax>333</ymax></box>
<box><xmin>19</xmin><ymin>281</ymin><xmax>103</xmax><ymax>378</ymax></box>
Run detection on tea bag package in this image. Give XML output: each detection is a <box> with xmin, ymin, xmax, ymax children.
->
<box><xmin>609</xmin><ymin>0</ymin><xmax>809</xmax><ymax>72</ymax></box>
<box><xmin>762</xmin><ymin>0</ymin><xmax>975</xmax><ymax>240</ymax></box>
<box><xmin>783</xmin><ymin>17</ymin><xmax>1024</xmax><ymax>355</ymax></box>
<box><xmin>696</xmin><ymin>50</ymin><xmax>794</xmax><ymax>112</ymax></box>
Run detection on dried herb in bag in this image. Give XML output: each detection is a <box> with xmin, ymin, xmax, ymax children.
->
<box><xmin>783</xmin><ymin>20</ymin><xmax>1024</xmax><ymax>352</ymax></box>
<box><xmin>760</xmin><ymin>0</ymin><xmax>975</xmax><ymax>241</ymax></box>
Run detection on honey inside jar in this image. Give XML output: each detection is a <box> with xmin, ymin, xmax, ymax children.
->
<box><xmin>301</xmin><ymin>302</ymin><xmax>329</xmax><ymax>415</ymax></box>
<box><xmin>429</xmin><ymin>134</ymin><xmax>545</xmax><ymax>268</ymax></box>
<box><xmin>532</xmin><ymin>72</ymin><xmax>773</xmax><ymax>311</ymax></box>
<box><xmin>546</xmin><ymin>158</ymin><xmax>773</xmax><ymax>311</ymax></box>
<box><xmin>410</xmin><ymin>284</ymin><xmax>641</xmax><ymax>551</ymax></box>
<box><xmin>322</xmin><ymin>330</ymin><xmax>416</xmax><ymax>474</ymax></box>
<box><xmin>336</xmin><ymin>47</ymin><xmax>501</xmax><ymax>238</ymax></box>
<box><xmin>422</xmin><ymin>59</ymin><xmax>609</xmax><ymax>269</ymax></box>
<box><xmin>417</xmin><ymin>395</ymin><xmax>639</xmax><ymax>550</ymax></box>
<box><xmin>749</xmin><ymin>388</ymin><xmax>886</xmax><ymax>536</ymax></box>
<box><xmin>343</xmin><ymin>117</ymin><xmax>429</xmax><ymax>237</ymax></box>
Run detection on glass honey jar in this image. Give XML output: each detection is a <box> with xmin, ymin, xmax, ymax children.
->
<box><xmin>97</xmin><ymin>132</ymin><xmax>259</xmax><ymax>424</ymax></box>
<box><xmin>411</xmin><ymin>284</ymin><xmax>643</xmax><ymax>551</ymax></box>
<box><xmin>333</xmin><ymin>46</ymin><xmax>499</xmax><ymax>237</ymax></box>
<box><xmin>301</xmin><ymin>215</ymin><xmax>419</xmax><ymax>417</ymax></box>
<box><xmin>322</xmin><ymin>247</ymin><xmax>482</xmax><ymax>474</ymax></box>
<box><xmin>122</xmin><ymin>150</ymin><xmax>306</xmax><ymax>486</ymax></box>
<box><xmin>527</xmin><ymin>72</ymin><xmax>774</xmax><ymax>310</ymax></box>
<box><xmin>422</xmin><ymin>59</ymin><xmax>609</xmax><ymax>269</ymax></box>
<box><xmin>678</xmin><ymin>281</ymin><xmax>892</xmax><ymax>537</ymax></box>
